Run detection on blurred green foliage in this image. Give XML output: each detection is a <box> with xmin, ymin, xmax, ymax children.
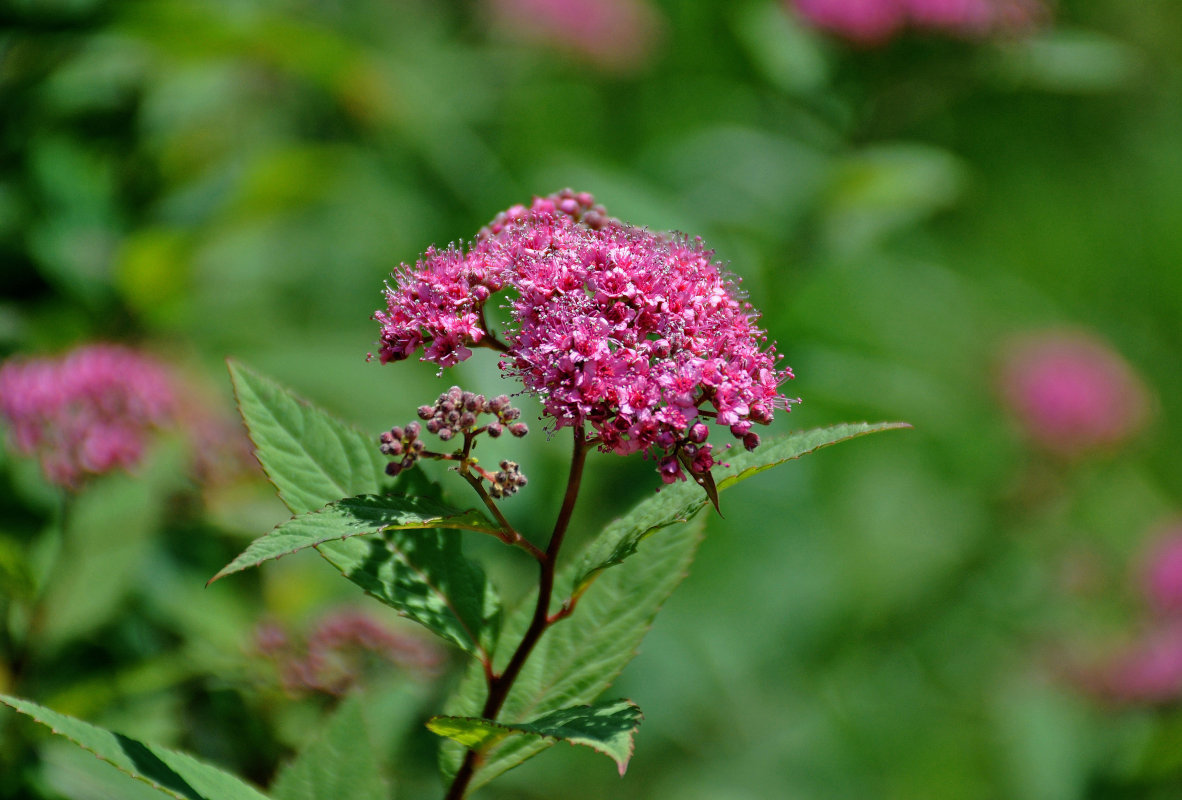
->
<box><xmin>2</xmin><ymin>0</ymin><xmax>1182</xmax><ymax>797</ymax></box>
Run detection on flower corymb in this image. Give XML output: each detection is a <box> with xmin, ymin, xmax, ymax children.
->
<box><xmin>375</xmin><ymin>189</ymin><xmax>796</xmax><ymax>483</ymax></box>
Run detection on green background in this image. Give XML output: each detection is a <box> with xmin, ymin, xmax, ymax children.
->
<box><xmin>2</xmin><ymin>0</ymin><xmax>1182</xmax><ymax>797</ymax></box>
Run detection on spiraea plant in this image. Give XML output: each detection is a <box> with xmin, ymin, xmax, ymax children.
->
<box><xmin>1</xmin><ymin>191</ymin><xmax>906</xmax><ymax>799</ymax></box>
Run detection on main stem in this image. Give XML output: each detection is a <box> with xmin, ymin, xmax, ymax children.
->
<box><xmin>444</xmin><ymin>425</ymin><xmax>589</xmax><ymax>800</ymax></box>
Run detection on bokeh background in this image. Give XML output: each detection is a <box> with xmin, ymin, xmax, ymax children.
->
<box><xmin>3</xmin><ymin>0</ymin><xmax>1182</xmax><ymax>797</ymax></box>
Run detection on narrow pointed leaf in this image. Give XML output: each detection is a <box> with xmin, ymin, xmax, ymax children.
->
<box><xmin>0</xmin><ymin>694</ymin><xmax>269</xmax><ymax>800</ymax></box>
<box><xmin>439</xmin><ymin>516</ymin><xmax>706</xmax><ymax>787</ymax></box>
<box><xmin>227</xmin><ymin>362</ymin><xmax>501</xmax><ymax>658</ymax></box>
<box><xmin>209</xmin><ymin>494</ymin><xmax>501</xmax><ymax>584</ymax></box>
<box><xmin>429</xmin><ymin>699</ymin><xmax>642</xmax><ymax>777</ymax></box>
<box><xmin>572</xmin><ymin>421</ymin><xmax>910</xmax><ymax>596</ymax></box>
<box><xmin>270</xmin><ymin>693</ymin><xmax>387</xmax><ymax>800</ymax></box>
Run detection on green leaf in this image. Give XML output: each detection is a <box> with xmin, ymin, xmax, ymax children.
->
<box><xmin>429</xmin><ymin>699</ymin><xmax>642</xmax><ymax>777</ymax></box>
<box><xmin>270</xmin><ymin>693</ymin><xmax>388</xmax><ymax>800</ymax></box>
<box><xmin>208</xmin><ymin>493</ymin><xmax>502</xmax><ymax>584</ymax></box>
<box><xmin>316</xmin><ymin>524</ymin><xmax>502</xmax><ymax>660</ymax></box>
<box><xmin>439</xmin><ymin>516</ymin><xmax>706</xmax><ymax>788</ymax></box>
<box><xmin>227</xmin><ymin>360</ymin><xmax>388</xmax><ymax>515</ymax></box>
<box><xmin>572</xmin><ymin>421</ymin><xmax>910</xmax><ymax>597</ymax></box>
<box><xmin>227</xmin><ymin>362</ymin><xmax>501</xmax><ymax>659</ymax></box>
<box><xmin>0</xmin><ymin>694</ymin><xmax>270</xmax><ymax>800</ymax></box>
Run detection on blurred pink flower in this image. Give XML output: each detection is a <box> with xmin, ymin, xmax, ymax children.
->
<box><xmin>0</xmin><ymin>344</ymin><xmax>177</xmax><ymax>488</ymax></box>
<box><xmin>788</xmin><ymin>0</ymin><xmax>1046</xmax><ymax>43</ymax></box>
<box><xmin>1142</xmin><ymin>526</ymin><xmax>1182</xmax><ymax>616</ymax></box>
<box><xmin>486</xmin><ymin>0</ymin><xmax>663</xmax><ymax>71</ymax></box>
<box><xmin>254</xmin><ymin>609</ymin><xmax>445</xmax><ymax>697</ymax></box>
<box><xmin>1072</xmin><ymin>624</ymin><xmax>1182</xmax><ymax>706</ymax></box>
<box><xmin>997</xmin><ymin>330</ymin><xmax>1149</xmax><ymax>458</ymax></box>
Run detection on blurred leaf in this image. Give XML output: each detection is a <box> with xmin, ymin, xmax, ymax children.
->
<box><xmin>269</xmin><ymin>693</ymin><xmax>388</xmax><ymax>800</ymax></box>
<box><xmin>36</xmin><ymin>445</ymin><xmax>186</xmax><ymax>653</ymax></box>
<box><xmin>993</xmin><ymin>29</ymin><xmax>1143</xmax><ymax>93</ymax></box>
<box><xmin>429</xmin><ymin>699</ymin><xmax>642</xmax><ymax>777</ymax></box>
<box><xmin>115</xmin><ymin>228</ymin><xmax>192</xmax><ymax>327</ymax></box>
<box><xmin>730</xmin><ymin>0</ymin><xmax>828</xmax><ymax>94</ymax></box>
<box><xmin>439</xmin><ymin>516</ymin><xmax>705</xmax><ymax>788</ymax></box>
<box><xmin>572</xmin><ymin>422</ymin><xmax>912</xmax><ymax>598</ymax></box>
<box><xmin>0</xmin><ymin>694</ymin><xmax>270</xmax><ymax>800</ymax></box>
<box><xmin>822</xmin><ymin>144</ymin><xmax>967</xmax><ymax>255</ymax></box>
<box><xmin>648</xmin><ymin>125</ymin><xmax>829</xmax><ymax>232</ymax></box>
<box><xmin>227</xmin><ymin>360</ymin><xmax>387</xmax><ymax>516</ymax></box>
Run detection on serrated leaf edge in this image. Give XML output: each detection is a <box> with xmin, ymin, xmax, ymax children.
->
<box><xmin>226</xmin><ymin>359</ymin><xmax>381</xmax><ymax>515</ymax></box>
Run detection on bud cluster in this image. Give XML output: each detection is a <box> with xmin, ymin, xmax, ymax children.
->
<box><xmin>378</xmin><ymin>386</ymin><xmax>532</xmax><ymax>497</ymax></box>
<box><xmin>379</xmin><ymin>422</ymin><xmax>426</xmax><ymax>476</ymax></box>
<box><xmin>489</xmin><ymin>459</ymin><xmax>528</xmax><ymax>499</ymax></box>
<box><xmin>416</xmin><ymin>386</ymin><xmax>529</xmax><ymax>441</ymax></box>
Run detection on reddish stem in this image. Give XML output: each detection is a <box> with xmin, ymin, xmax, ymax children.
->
<box><xmin>444</xmin><ymin>425</ymin><xmax>588</xmax><ymax>799</ymax></box>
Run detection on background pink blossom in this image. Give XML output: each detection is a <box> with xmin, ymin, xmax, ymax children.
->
<box><xmin>0</xmin><ymin>344</ymin><xmax>177</xmax><ymax>488</ymax></box>
<box><xmin>789</xmin><ymin>0</ymin><xmax>1046</xmax><ymax>43</ymax></box>
<box><xmin>998</xmin><ymin>329</ymin><xmax>1149</xmax><ymax>458</ymax></box>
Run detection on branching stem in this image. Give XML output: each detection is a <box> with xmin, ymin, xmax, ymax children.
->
<box><xmin>444</xmin><ymin>424</ymin><xmax>589</xmax><ymax>800</ymax></box>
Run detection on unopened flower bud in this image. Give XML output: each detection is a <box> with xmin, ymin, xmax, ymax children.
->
<box><xmin>742</xmin><ymin>432</ymin><xmax>760</xmax><ymax>451</ymax></box>
<box><xmin>417</xmin><ymin>405</ymin><xmax>434</xmax><ymax>419</ymax></box>
<box><xmin>437</xmin><ymin>427</ymin><xmax>453</xmax><ymax>441</ymax></box>
<box><xmin>688</xmin><ymin>422</ymin><xmax>709</xmax><ymax>444</ymax></box>
<box><xmin>487</xmin><ymin>422</ymin><xmax>503</xmax><ymax>438</ymax></box>
<box><xmin>508</xmin><ymin>422</ymin><xmax>529</xmax><ymax>437</ymax></box>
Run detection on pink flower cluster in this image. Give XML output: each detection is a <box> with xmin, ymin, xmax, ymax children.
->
<box><xmin>375</xmin><ymin>190</ymin><xmax>796</xmax><ymax>483</ymax></box>
<box><xmin>997</xmin><ymin>330</ymin><xmax>1149</xmax><ymax>459</ymax></box>
<box><xmin>255</xmin><ymin>609</ymin><xmax>444</xmax><ymax>697</ymax></box>
<box><xmin>789</xmin><ymin>0</ymin><xmax>1046</xmax><ymax>43</ymax></box>
<box><xmin>0</xmin><ymin>344</ymin><xmax>177</xmax><ymax>488</ymax></box>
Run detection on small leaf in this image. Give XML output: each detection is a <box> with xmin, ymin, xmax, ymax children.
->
<box><xmin>209</xmin><ymin>493</ymin><xmax>502</xmax><ymax>584</ymax></box>
<box><xmin>429</xmin><ymin>699</ymin><xmax>642</xmax><ymax>777</ymax></box>
<box><xmin>572</xmin><ymin>421</ymin><xmax>910</xmax><ymax>597</ymax></box>
<box><xmin>270</xmin><ymin>693</ymin><xmax>388</xmax><ymax>800</ymax></box>
<box><xmin>0</xmin><ymin>694</ymin><xmax>270</xmax><ymax>800</ymax></box>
